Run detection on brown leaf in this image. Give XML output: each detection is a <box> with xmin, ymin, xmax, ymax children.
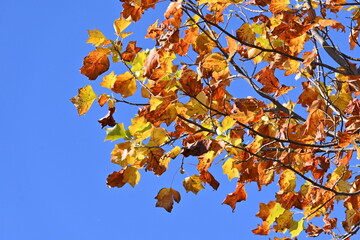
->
<box><xmin>254</xmin><ymin>66</ymin><xmax>280</xmax><ymax>94</ymax></box>
<box><xmin>80</xmin><ymin>47</ymin><xmax>110</xmax><ymax>80</ymax></box>
<box><xmin>98</xmin><ymin>107</ymin><xmax>116</xmax><ymax>128</ymax></box>
<box><xmin>121</xmin><ymin>41</ymin><xmax>142</xmax><ymax>62</ymax></box>
<box><xmin>200</xmin><ymin>170</ymin><xmax>220</xmax><ymax>190</ymax></box>
<box><xmin>344</xmin><ymin>99</ymin><xmax>360</xmax><ymax>115</ymax></box>
<box><xmin>179</xmin><ymin>69</ymin><xmax>202</xmax><ymax>96</ymax></box>
<box><xmin>143</xmin><ymin>48</ymin><xmax>160</xmax><ymax>79</ymax></box>
<box><xmin>181</xmin><ymin>139</ymin><xmax>212</xmax><ymax>157</ymax></box>
<box><xmin>155</xmin><ymin>188</ymin><xmax>181</xmax><ymax>212</ymax></box>
<box><xmin>106</xmin><ymin>169</ymin><xmax>126</xmax><ymax>188</ymax></box>
<box><xmin>121</xmin><ymin>1</ymin><xmax>142</xmax><ymax>22</ymax></box>
<box><xmin>222</xmin><ymin>181</ymin><xmax>247</xmax><ymax>212</ymax></box>
<box><xmin>305</xmin><ymin>223</ymin><xmax>323</xmax><ymax>237</ymax></box>
<box><xmin>140</xmin><ymin>148</ymin><xmax>166</xmax><ymax>175</ymax></box>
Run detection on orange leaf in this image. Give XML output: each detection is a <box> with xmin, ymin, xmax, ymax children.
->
<box><xmin>200</xmin><ymin>170</ymin><xmax>220</xmax><ymax>190</ymax></box>
<box><xmin>269</xmin><ymin>0</ymin><xmax>290</xmax><ymax>14</ymax></box>
<box><xmin>252</xmin><ymin>221</ymin><xmax>270</xmax><ymax>235</ymax></box>
<box><xmin>80</xmin><ymin>47</ymin><xmax>110</xmax><ymax>80</ymax></box>
<box><xmin>121</xmin><ymin>41</ymin><xmax>142</xmax><ymax>62</ymax></box>
<box><xmin>254</xmin><ymin>66</ymin><xmax>280</xmax><ymax>94</ymax></box>
<box><xmin>222</xmin><ymin>181</ymin><xmax>247</xmax><ymax>212</ymax></box>
<box><xmin>316</xmin><ymin>17</ymin><xmax>345</xmax><ymax>32</ymax></box>
<box><xmin>297</xmin><ymin>81</ymin><xmax>319</xmax><ymax>108</ymax></box>
<box><xmin>179</xmin><ymin>69</ymin><xmax>202</xmax><ymax>96</ymax></box>
<box><xmin>155</xmin><ymin>188</ymin><xmax>181</xmax><ymax>212</ymax></box>
<box><xmin>112</xmin><ymin>71</ymin><xmax>137</xmax><ymax>98</ymax></box>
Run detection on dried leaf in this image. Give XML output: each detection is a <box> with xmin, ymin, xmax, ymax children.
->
<box><xmin>155</xmin><ymin>188</ymin><xmax>181</xmax><ymax>212</ymax></box>
<box><xmin>222</xmin><ymin>181</ymin><xmax>247</xmax><ymax>212</ymax></box>
<box><xmin>80</xmin><ymin>47</ymin><xmax>110</xmax><ymax>80</ymax></box>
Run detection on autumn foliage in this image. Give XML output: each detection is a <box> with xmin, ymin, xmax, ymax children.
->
<box><xmin>71</xmin><ymin>0</ymin><xmax>360</xmax><ymax>238</ymax></box>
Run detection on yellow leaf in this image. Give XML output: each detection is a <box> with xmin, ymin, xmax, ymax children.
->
<box><xmin>149</xmin><ymin>96</ymin><xmax>163</xmax><ymax>111</ymax></box>
<box><xmin>269</xmin><ymin>0</ymin><xmax>290</xmax><ymax>14</ymax></box>
<box><xmin>149</xmin><ymin>127</ymin><xmax>168</xmax><ymax>146</ymax></box>
<box><xmin>236</xmin><ymin>23</ymin><xmax>255</xmax><ymax>44</ymax></box>
<box><xmin>222</xmin><ymin>158</ymin><xmax>239</xmax><ymax>180</ymax></box>
<box><xmin>329</xmin><ymin>92</ymin><xmax>352</xmax><ymax>112</ymax></box>
<box><xmin>289</xmin><ymin>218</ymin><xmax>304</xmax><ymax>238</ymax></box>
<box><xmin>220</xmin><ymin>116</ymin><xmax>236</xmax><ymax>133</ymax></box>
<box><xmin>70</xmin><ymin>85</ymin><xmax>98</xmax><ymax>116</ymax></box>
<box><xmin>86</xmin><ymin>28</ymin><xmax>107</xmax><ymax>46</ymax></box>
<box><xmin>114</xmin><ymin>17</ymin><xmax>132</xmax><ymax>35</ymax></box>
<box><xmin>119</xmin><ymin>32</ymin><xmax>133</xmax><ymax>39</ymax></box>
<box><xmin>267</xmin><ymin>202</ymin><xmax>286</xmax><ymax>225</ymax></box>
<box><xmin>160</xmin><ymin>146</ymin><xmax>181</xmax><ymax>168</ymax></box>
<box><xmin>111</xmin><ymin>142</ymin><xmax>136</xmax><ymax>167</ymax></box>
<box><xmin>100</xmin><ymin>71</ymin><xmax>117</xmax><ymax>89</ymax></box>
<box><xmin>128</xmin><ymin>116</ymin><xmax>153</xmax><ymax>141</ymax></box>
<box><xmin>183</xmin><ymin>175</ymin><xmax>204</xmax><ymax>194</ymax></box>
<box><xmin>123</xmin><ymin>166</ymin><xmax>141</xmax><ymax>187</ymax></box>
<box><xmin>278</xmin><ymin>169</ymin><xmax>296</xmax><ymax>194</ymax></box>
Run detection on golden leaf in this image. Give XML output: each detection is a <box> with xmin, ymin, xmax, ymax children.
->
<box><xmin>236</xmin><ymin>23</ymin><xmax>255</xmax><ymax>44</ymax></box>
<box><xmin>183</xmin><ymin>175</ymin><xmax>205</xmax><ymax>194</ymax></box>
<box><xmin>112</xmin><ymin>71</ymin><xmax>137</xmax><ymax>98</ymax></box>
<box><xmin>114</xmin><ymin>16</ymin><xmax>132</xmax><ymax>35</ymax></box>
<box><xmin>269</xmin><ymin>0</ymin><xmax>290</xmax><ymax>14</ymax></box>
<box><xmin>86</xmin><ymin>28</ymin><xmax>108</xmax><ymax>46</ymax></box>
<box><xmin>70</xmin><ymin>85</ymin><xmax>98</xmax><ymax>116</ymax></box>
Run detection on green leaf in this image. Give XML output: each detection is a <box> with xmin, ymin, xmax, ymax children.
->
<box><xmin>105</xmin><ymin>123</ymin><xmax>132</xmax><ymax>141</ymax></box>
<box><xmin>289</xmin><ymin>218</ymin><xmax>305</xmax><ymax>238</ymax></box>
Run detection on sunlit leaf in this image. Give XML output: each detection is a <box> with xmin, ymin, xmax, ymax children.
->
<box><xmin>70</xmin><ymin>85</ymin><xmax>98</xmax><ymax>116</ymax></box>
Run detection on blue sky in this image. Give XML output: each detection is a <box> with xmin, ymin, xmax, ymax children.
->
<box><xmin>0</xmin><ymin>0</ymin><xmax>355</xmax><ymax>239</ymax></box>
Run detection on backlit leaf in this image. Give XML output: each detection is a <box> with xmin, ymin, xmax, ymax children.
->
<box><xmin>236</xmin><ymin>23</ymin><xmax>255</xmax><ymax>44</ymax></box>
<box><xmin>114</xmin><ymin>16</ymin><xmax>132</xmax><ymax>35</ymax></box>
<box><xmin>222</xmin><ymin>158</ymin><xmax>239</xmax><ymax>180</ymax></box>
<box><xmin>70</xmin><ymin>85</ymin><xmax>98</xmax><ymax>116</ymax></box>
<box><xmin>112</xmin><ymin>71</ymin><xmax>137</xmax><ymax>98</ymax></box>
<box><xmin>80</xmin><ymin>47</ymin><xmax>110</xmax><ymax>80</ymax></box>
<box><xmin>86</xmin><ymin>28</ymin><xmax>108</xmax><ymax>46</ymax></box>
<box><xmin>289</xmin><ymin>218</ymin><xmax>305</xmax><ymax>238</ymax></box>
<box><xmin>105</xmin><ymin>123</ymin><xmax>132</xmax><ymax>141</ymax></box>
<box><xmin>222</xmin><ymin>181</ymin><xmax>247</xmax><ymax>212</ymax></box>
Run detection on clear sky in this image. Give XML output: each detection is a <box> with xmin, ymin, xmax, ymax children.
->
<box><xmin>0</xmin><ymin>1</ymin><xmax>353</xmax><ymax>239</ymax></box>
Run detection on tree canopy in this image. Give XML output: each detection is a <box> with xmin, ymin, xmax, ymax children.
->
<box><xmin>71</xmin><ymin>0</ymin><xmax>360</xmax><ymax>238</ymax></box>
